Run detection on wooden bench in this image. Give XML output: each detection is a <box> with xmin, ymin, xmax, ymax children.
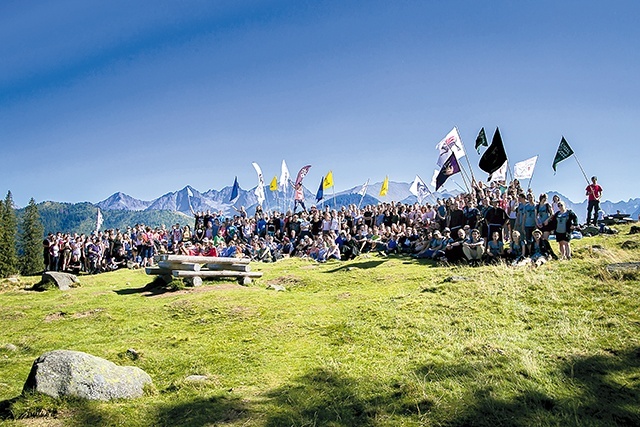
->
<box><xmin>145</xmin><ymin>254</ymin><xmax>263</xmax><ymax>286</ymax></box>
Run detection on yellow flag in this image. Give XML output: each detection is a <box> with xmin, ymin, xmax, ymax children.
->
<box><xmin>269</xmin><ymin>176</ymin><xmax>278</xmax><ymax>191</ymax></box>
<box><xmin>379</xmin><ymin>176</ymin><xmax>389</xmax><ymax>196</ymax></box>
<box><xmin>323</xmin><ymin>171</ymin><xmax>334</xmax><ymax>189</ymax></box>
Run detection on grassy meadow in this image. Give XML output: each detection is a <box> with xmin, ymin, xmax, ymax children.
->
<box><xmin>1</xmin><ymin>227</ymin><xmax>639</xmax><ymax>426</ymax></box>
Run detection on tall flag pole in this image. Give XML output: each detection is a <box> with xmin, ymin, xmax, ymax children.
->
<box><xmin>357</xmin><ymin>178</ymin><xmax>369</xmax><ymax>209</ymax></box>
<box><xmin>454</xmin><ymin>126</ymin><xmax>476</xmax><ymax>188</ymax></box>
<box><xmin>479</xmin><ymin>127</ymin><xmax>508</xmax><ymax>181</ymax></box>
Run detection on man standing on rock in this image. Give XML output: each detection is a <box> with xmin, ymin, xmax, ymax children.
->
<box><xmin>586</xmin><ymin>176</ymin><xmax>603</xmax><ymax>225</ymax></box>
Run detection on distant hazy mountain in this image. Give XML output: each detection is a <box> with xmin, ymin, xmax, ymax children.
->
<box><xmin>94</xmin><ymin>182</ymin><xmax>639</xmax><ymax>223</ymax></box>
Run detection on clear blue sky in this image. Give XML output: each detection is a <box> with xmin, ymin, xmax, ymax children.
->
<box><xmin>2</xmin><ymin>0</ymin><xmax>638</xmax><ymax>207</ymax></box>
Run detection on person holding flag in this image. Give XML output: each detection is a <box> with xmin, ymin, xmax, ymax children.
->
<box><xmin>585</xmin><ymin>176</ymin><xmax>603</xmax><ymax>225</ymax></box>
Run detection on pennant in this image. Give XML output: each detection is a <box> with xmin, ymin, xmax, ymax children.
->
<box><xmin>229</xmin><ymin>176</ymin><xmax>240</xmax><ymax>202</ymax></box>
<box><xmin>269</xmin><ymin>176</ymin><xmax>278</xmax><ymax>191</ymax></box>
<box><xmin>489</xmin><ymin>161</ymin><xmax>508</xmax><ymax>182</ymax></box>
<box><xmin>295</xmin><ymin>165</ymin><xmax>311</xmax><ymax>186</ymax></box>
<box><xmin>379</xmin><ymin>176</ymin><xmax>389</xmax><ymax>196</ymax></box>
<box><xmin>514</xmin><ymin>155</ymin><xmax>538</xmax><ymax>179</ymax></box>
<box><xmin>436</xmin><ymin>153</ymin><xmax>461</xmax><ymax>191</ymax></box>
<box><xmin>479</xmin><ymin>127</ymin><xmax>508</xmax><ymax>177</ymax></box>
<box><xmin>409</xmin><ymin>175</ymin><xmax>429</xmax><ymax>204</ymax></box>
<box><xmin>95</xmin><ymin>208</ymin><xmax>103</xmax><ymax>232</ymax></box>
<box><xmin>280</xmin><ymin>160</ymin><xmax>290</xmax><ymax>191</ymax></box>
<box><xmin>357</xmin><ymin>179</ymin><xmax>370</xmax><ymax>196</ymax></box>
<box><xmin>475</xmin><ymin>127</ymin><xmax>488</xmax><ymax>153</ymax></box>
<box><xmin>436</xmin><ymin>127</ymin><xmax>465</xmax><ymax>167</ymax></box>
<box><xmin>316</xmin><ymin>177</ymin><xmax>324</xmax><ymax>202</ymax></box>
<box><xmin>323</xmin><ymin>171</ymin><xmax>334</xmax><ymax>189</ymax></box>
<box><xmin>552</xmin><ymin>137</ymin><xmax>574</xmax><ymax>172</ymax></box>
<box><xmin>252</xmin><ymin>162</ymin><xmax>266</xmax><ymax>205</ymax></box>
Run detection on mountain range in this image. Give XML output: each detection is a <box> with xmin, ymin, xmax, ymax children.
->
<box><xmin>96</xmin><ymin>182</ymin><xmax>640</xmax><ymax>223</ymax></box>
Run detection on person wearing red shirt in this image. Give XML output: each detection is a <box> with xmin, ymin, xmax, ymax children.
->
<box><xmin>585</xmin><ymin>176</ymin><xmax>603</xmax><ymax>225</ymax></box>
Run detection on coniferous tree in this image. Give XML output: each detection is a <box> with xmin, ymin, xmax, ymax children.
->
<box><xmin>20</xmin><ymin>198</ymin><xmax>45</xmax><ymax>275</ymax></box>
<box><xmin>0</xmin><ymin>191</ymin><xmax>19</xmax><ymax>277</ymax></box>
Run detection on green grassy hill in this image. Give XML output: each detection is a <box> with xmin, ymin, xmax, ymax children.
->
<box><xmin>16</xmin><ymin>202</ymin><xmax>191</xmax><ymax>235</ymax></box>
<box><xmin>1</xmin><ymin>228</ymin><xmax>639</xmax><ymax>426</ymax></box>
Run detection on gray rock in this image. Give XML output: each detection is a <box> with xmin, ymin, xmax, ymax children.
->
<box><xmin>23</xmin><ymin>350</ymin><xmax>152</xmax><ymax>400</ymax></box>
<box><xmin>268</xmin><ymin>284</ymin><xmax>286</xmax><ymax>291</ymax></box>
<box><xmin>40</xmin><ymin>272</ymin><xmax>78</xmax><ymax>291</ymax></box>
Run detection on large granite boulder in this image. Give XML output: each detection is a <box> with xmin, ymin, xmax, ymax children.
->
<box><xmin>39</xmin><ymin>272</ymin><xmax>78</xmax><ymax>291</ymax></box>
<box><xmin>23</xmin><ymin>350</ymin><xmax>152</xmax><ymax>400</ymax></box>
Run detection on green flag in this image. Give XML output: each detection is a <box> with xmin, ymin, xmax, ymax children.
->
<box><xmin>475</xmin><ymin>127</ymin><xmax>488</xmax><ymax>153</ymax></box>
<box><xmin>552</xmin><ymin>137</ymin><xmax>574</xmax><ymax>172</ymax></box>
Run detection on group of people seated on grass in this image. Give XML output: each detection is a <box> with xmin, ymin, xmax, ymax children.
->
<box><xmin>44</xmin><ymin>178</ymin><xmax>586</xmax><ymax>274</ymax></box>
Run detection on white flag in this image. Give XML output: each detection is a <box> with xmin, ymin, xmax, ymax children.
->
<box><xmin>430</xmin><ymin>169</ymin><xmax>439</xmax><ymax>189</ymax></box>
<box><xmin>186</xmin><ymin>187</ymin><xmax>194</xmax><ymax>198</ymax></box>
<box><xmin>489</xmin><ymin>161</ymin><xmax>508</xmax><ymax>182</ymax></box>
<box><xmin>279</xmin><ymin>160</ymin><xmax>290</xmax><ymax>191</ymax></box>
<box><xmin>252</xmin><ymin>162</ymin><xmax>266</xmax><ymax>205</ymax></box>
<box><xmin>513</xmin><ymin>155</ymin><xmax>538</xmax><ymax>180</ymax></box>
<box><xmin>409</xmin><ymin>175</ymin><xmax>429</xmax><ymax>204</ymax></box>
<box><xmin>357</xmin><ymin>178</ymin><xmax>370</xmax><ymax>196</ymax></box>
<box><xmin>95</xmin><ymin>208</ymin><xmax>103</xmax><ymax>232</ymax></box>
<box><xmin>436</xmin><ymin>127</ymin><xmax>466</xmax><ymax>167</ymax></box>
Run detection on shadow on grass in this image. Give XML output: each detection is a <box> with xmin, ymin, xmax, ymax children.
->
<box><xmin>324</xmin><ymin>259</ymin><xmax>387</xmax><ymax>273</ymax></box>
<box><xmin>113</xmin><ymin>277</ymin><xmax>175</xmax><ymax>297</ymax></box>
<box><xmin>154</xmin><ymin>394</ymin><xmax>250</xmax><ymax>427</ymax></box>
<box><xmin>262</xmin><ymin>367</ymin><xmax>432</xmax><ymax>426</ymax></box>
<box><xmin>416</xmin><ymin>346</ymin><xmax>640</xmax><ymax>426</ymax></box>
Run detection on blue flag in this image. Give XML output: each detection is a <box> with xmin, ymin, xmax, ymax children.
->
<box><xmin>229</xmin><ymin>176</ymin><xmax>239</xmax><ymax>202</ymax></box>
<box><xmin>316</xmin><ymin>176</ymin><xmax>324</xmax><ymax>202</ymax></box>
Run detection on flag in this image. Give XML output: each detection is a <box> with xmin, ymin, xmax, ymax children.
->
<box><xmin>475</xmin><ymin>127</ymin><xmax>488</xmax><ymax>153</ymax></box>
<box><xmin>295</xmin><ymin>165</ymin><xmax>311</xmax><ymax>186</ymax></box>
<box><xmin>357</xmin><ymin>179</ymin><xmax>370</xmax><ymax>196</ymax></box>
<box><xmin>436</xmin><ymin>127</ymin><xmax>465</xmax><ymax>167</ymax></box>
<box><xmin>489</xmin><ymin>161</ymin><xmax>508</xmax><ymax>182</ymax></box>
<box><xmin>229</xmin><ymin>176</ymin><xmax>240</xmax><ymax>202</ymax></box>
<box><xmin>323</xmin><ymin>171</ymin><xmax>334</xmax><ymax>189</ymax></box>
<box><xmin>269</xmin><ymin>176</ymin><xmax>278</xmax><ymax>191</ymax></box>
<box><xmin>435</xmin><ymin>153</ymin><xmax>461</xmax><ymax>191</ymax></box>
<box><xmin>552</xmin><ymin>137</ymin><xmax>574</xmax><ymax>172</ymax></box>
<box><xmin>186</xmin><ymin>187</ymin><xmax>194</xmax><ymax>198</ymax></box>
<box><xmin>430</xmin><ymin>169</ymin><xmax>439</xmax><ymax>188</ymax></box>
<box><xmin>379</xmin><ymin>176</ymin><xmax>389</xmax><ymax>196</ymax></box>
<box><xmin>479</xmin><ymin>127</ymin><xmax>508</xmax><ymax>177</ymax></box>
<box><xmin>280</xmin><ymin>160</ymin><xmax>290</xmax><ymax>191</ymax></box>
<box><xmin>252</xmin><ymin>162</ymin><xmax>266</xmax><ymax>205</ymax></box>
<box><xmin>95</xmin><ymin>208</ymin><xmax>103</xmax><ymax>232</ymax></box>
<box><xmin>409</xmin><ymin>175</ymin><xmax>429</xmax><ymax>204</ymax></box>
<box><xmin>186</xmin><ymin>187</ymin><xmax>194</xmax><ymax>213</ymax></box>
<box><xmin>316</xmin><ymin>177</ymin><xmax>324</xmax><ymax>202</ymax></box>
<box><xmin>514</xmin><ymin>155</ymin><xmax>538</xmax><ymax>179</ymax></box>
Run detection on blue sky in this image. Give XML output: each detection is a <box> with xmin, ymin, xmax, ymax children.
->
<box><xmin>2</xmin><ymin>0</ymin><xmax>638</xmax><ymax>207</ymax></box>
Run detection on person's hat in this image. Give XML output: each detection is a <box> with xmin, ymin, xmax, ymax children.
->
<box><xmin>443</xmin><ymin>227</ymin><xmax>451</xmax><ymax>232</ymax></box>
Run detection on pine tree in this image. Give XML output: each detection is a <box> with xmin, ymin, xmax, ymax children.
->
<box><xmin>19</xmin><ymin>198</ymin><xmax>45</xmax><ymax>275</ymax></box>
<box><xmin>0</xmin><ymin>191</ymin><xmax>19</xmax><ymax>277</ymax></box>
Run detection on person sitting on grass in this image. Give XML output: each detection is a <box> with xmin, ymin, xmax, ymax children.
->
<box><xmin>486</xmin><ymin>231</ymin><xmax>504</xmax><ymax>264</ymax></box>
<box><xmin>528</xmin><ymin>229</ymin><xmax>556</xmax><ymax>266</ymax></box>
<box><xmin>505</xmin><ymin>230</ymin><xmax>527</xmax><ymax>265</ymax></box>
<box><xmin>414</xmin><ymin>229</ymin><xmax>447</xmax><ymax>260</ymax></box>
<box><xmin>463</xmin><ymin>229</ymin><xmax>485</xmax><ymax>266</ymax></box>
<box><xmin>444</xmin><ymin>228</ymin><xmax>466</xmax><ymax>264</ymax></box>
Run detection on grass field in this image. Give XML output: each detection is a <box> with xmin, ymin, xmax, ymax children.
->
<box><xmin>1</xmin><ymin>228</ymin><xmax>639</xmax><ymax>426</ymax></box>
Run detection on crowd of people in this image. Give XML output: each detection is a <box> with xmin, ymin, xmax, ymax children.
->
<box><xmin>43</xmin><ymin>177</ymin><xmax>600</xmax><ymax>275</ymax></box>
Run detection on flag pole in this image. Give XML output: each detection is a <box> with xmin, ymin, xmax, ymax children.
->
<box><xmin>572</xmin><ymin>154</ymin><xmax>591</xmax><ymax>185</ymax></box>
<box><xmin>455</xmin><ymin>126</ymin><xmax>477</xmax><ymax>186</ymax></box>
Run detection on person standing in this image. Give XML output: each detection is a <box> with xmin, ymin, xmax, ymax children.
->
<box><xmin>585</xmin><ymin>176</ymin><xmax>603</xmax><ymax>225</ymax></box>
